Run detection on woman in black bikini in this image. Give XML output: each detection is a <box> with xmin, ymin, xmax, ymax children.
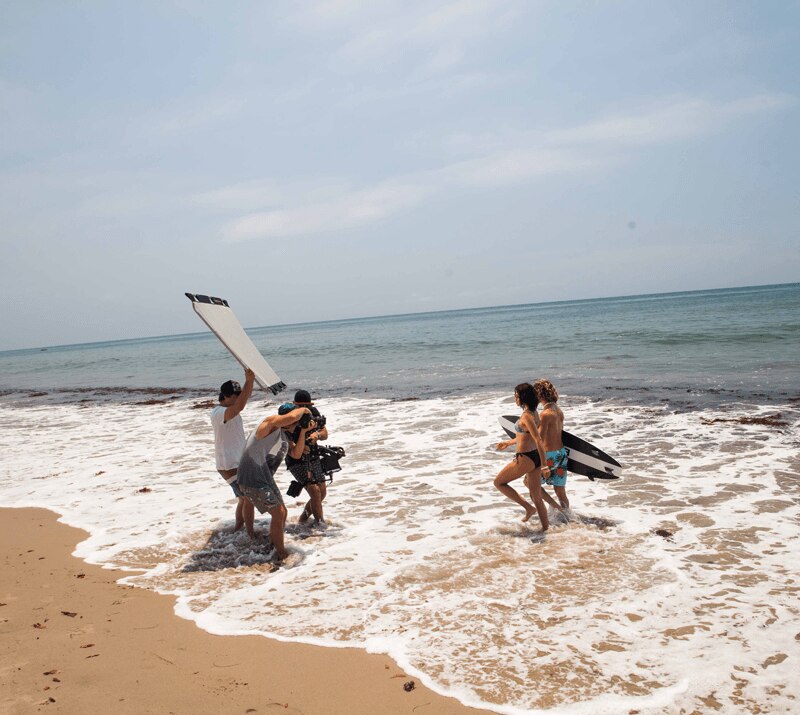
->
<box><xmin>494</xmin><ymin>383</ymin><xmax>553</xmax><ymax>529</ymax></box>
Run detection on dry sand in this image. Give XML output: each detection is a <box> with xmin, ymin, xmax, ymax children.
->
<box><xmin>1</xmin><ymin>507</ymin><xmax>487</xmax><ymax>715</ymax></box>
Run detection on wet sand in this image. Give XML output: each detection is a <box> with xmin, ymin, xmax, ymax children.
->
<box><xmin>0</xmin><ymin>507</ymin><xmax>486</xmax><ymax>715</ymax></box>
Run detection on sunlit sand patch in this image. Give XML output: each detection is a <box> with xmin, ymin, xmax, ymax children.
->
<box><xmin>774</xmin><ymin>470</ymin><xmax>800</xmax><ymax>495</ymax></box>
<box><xmin>752</xmin><ymin>498</ymin><xmax>794</xmax><ymax>513</ymax></box>
<box><xmin>688</xmin><ymin>492</ymin><xmax>739</xmax><ymax>507</ymax></box>
<box><xmin>675</xmin><ymin>511</ymin><xmax>716</xmax><ymax>527</ymax></box>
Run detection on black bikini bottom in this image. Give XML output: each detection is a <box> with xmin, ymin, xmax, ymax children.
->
<box><xmin>515</xmin><ymin>450</ymin><xmax>541</xmax><ymax>468</ymax></box>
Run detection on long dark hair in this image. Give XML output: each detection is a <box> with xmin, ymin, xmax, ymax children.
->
<box><xmin>515</xmin><ymin>383</ymin><xmax>538</xmax><ymax>411</ymax></box>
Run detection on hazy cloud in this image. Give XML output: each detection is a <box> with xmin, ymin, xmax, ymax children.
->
<box><xmin>222</xmin><ymin>93</ymin><xmax>792</xmax><ymax>242</ymax></box>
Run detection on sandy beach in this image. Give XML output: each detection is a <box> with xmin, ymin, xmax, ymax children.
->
<box><xmin>0</xmin><ymin>507</ymin><xmax>486</xmax><ymax>715</ymax></box>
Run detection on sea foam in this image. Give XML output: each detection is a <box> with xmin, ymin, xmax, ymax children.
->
<box><xmin>1</xmin><ymin>391</ymin><xmax>798</xmax><ymax>714</ymax></box>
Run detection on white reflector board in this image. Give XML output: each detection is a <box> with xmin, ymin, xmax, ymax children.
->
<box><xmin>185</xmin><ymin>293</ymin><xmax>285</xmax><ymax>395</ymax></box>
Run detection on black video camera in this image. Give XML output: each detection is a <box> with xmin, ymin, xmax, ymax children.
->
<box><xmin>317</xmin><ymin>444</ymin><xmax>346</xmax><ymax>478</ymax></box>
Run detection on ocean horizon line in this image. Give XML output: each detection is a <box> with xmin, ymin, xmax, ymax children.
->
<box><xmin>3</xmin><ymin>280</ymin><xmax>797</xmax><ymax>356</ymax></box>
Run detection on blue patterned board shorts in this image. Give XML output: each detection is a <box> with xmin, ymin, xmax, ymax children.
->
<box><xmin>542</xmin><ymin>448</ymin><xmax>569</xmax><ymax>487</ymax></box>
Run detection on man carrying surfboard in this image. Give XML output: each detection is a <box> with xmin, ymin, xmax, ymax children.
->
<box><xmin>211</xmin><ymin>368</ymin><xmax>256</xmax><ymax>537</ymax></box>
<box><xmin>533</xmin><ymin>379</ymin><xmax>570</xmax><ymax>510</ymax></box>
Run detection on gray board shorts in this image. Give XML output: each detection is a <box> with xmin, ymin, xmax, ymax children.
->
<box><xmin>236</xmin><ymin>460</ymin><xmax>285</xmax><ymax>514</ymax></box>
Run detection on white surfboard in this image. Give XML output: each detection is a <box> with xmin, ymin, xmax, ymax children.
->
<box><xmin>185</xmin><ymin>293</ymin><xmax>286</xmax><ymax>395</ymax></box>
<box><xmin>498</xmin><ymin>415</ymin><xmax>622</xmax><ymax>480</ymax></box>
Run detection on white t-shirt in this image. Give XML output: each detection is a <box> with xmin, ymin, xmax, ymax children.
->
<box><xmin>210</xmin><ymin>405</ymin><xmax>246</xmax><ymax>471</ymax></box>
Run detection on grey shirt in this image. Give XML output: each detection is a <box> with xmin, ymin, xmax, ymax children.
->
<box><xmin>236</xmin><ymin>425</ymin><xmax>289</xmax><ymax>491</ymax></box>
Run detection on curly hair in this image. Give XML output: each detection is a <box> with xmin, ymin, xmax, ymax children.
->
<box><xmin>533</xmin><ymin>379</ymin><xmax>559</xmax><ymax>403</ymax></box>
<box><xmin>514</xmin><ymin>382</ymin><xmax>539</xmax><ymax>410</ymax></box>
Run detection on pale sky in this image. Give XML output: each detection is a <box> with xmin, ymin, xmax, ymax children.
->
<box><xmin>1</xmin><ymin>1</ymin><xmax>798</xmax><ymax>350</ymax></box>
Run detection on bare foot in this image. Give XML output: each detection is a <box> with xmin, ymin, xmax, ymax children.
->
<box><xmin>522</xmin><ymin>504</ymin><xmax>536</xmax><ymax>522</ymax></box>
<box><xmin>247</xmin><ymin>529</ymin><xmax>257</xmax><ymax>539</ymax></box>
<box><xmin>298</xmin><ymin>507</ymin><xmax>311</xmax><ymax>524</ymax></box>
<box><xmin>274</xmin><ymin>548</ymin><xmax>290</xmax><ymax>561</ymax></box>
<box><xmin>233</xmin><ymin>520</ymin><xmax>244</xmax><ymax>532</ymax></box>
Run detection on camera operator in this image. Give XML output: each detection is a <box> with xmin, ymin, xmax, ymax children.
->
<box><xmin>286</xmin><ymin>389</ymin><xmax>329</xmax><ymax>524</ymax></box>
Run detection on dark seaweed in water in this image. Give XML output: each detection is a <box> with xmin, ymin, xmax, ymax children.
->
<box><xmin>1</xmin><ymin>283</ymin><xmax>798</xmax><ymax>406</ymax></box>
<box><xmin>700</xmin><ymin>414</ymin><xmax>788</xmax><ymax>427</ymax></box>
<box><xmin>71</xmin><ymin>386</ymin><xmax>196</xmax><ymax>395</ymax></box>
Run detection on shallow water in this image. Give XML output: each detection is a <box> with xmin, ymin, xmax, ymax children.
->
<box><xmin>1</xmin><ymin>389</ymin><xmax>798</xmax><ymax>714</ymax></box>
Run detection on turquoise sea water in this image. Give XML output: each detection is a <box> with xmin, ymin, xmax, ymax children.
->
<box><xmin>2</xmin><ymin>283</ymin><xmax>797</xmax><ymax>405</ymax></box>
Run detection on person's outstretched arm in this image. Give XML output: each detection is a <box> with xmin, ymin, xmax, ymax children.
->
<box><xmin>496</xmin><ymin>435</ymin><xmax>517</xmax><ymax>451</ymax></box>
<box><xmin>289</xmin><ymin>424</ymin><xmax>312</xmax><ymax>459</ymax></box>
<box><xmin>255</xmin><ymin>407</ymin><xmax>310</xmax><ymax>440</ymax></box>
<box><xmin>224</xmin><ymin>368</ymin><xmax>255</xmax><ymax>422</ymax></box>
<box><xmin>525</xmin><ymin>413</ymin><xmax>547</xmax><ymax>471</ymax></box>
<box><xmin>534</xmin><ymin>412</ymin><xmax>552</xmax><ymax>478</ymax></box>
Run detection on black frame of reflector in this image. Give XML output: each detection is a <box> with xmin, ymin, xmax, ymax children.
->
<box><xmin>185</xmin><ymin>293</ymin><xmax>229</xmax><ymax>307</ymax></box>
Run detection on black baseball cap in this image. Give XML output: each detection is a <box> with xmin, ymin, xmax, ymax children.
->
<box><xmin>219</xmin><ymin>380</ymin><xmax>242</xmax><ymax>399</ymax></box>
<box><xmin>293</xmin><ymin>389</ymin><xmax>314</xmax><ymax>405</ymax></box>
